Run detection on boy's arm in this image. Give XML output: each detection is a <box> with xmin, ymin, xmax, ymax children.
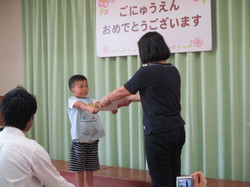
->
<box><xmin>73</xmin><ymin>101</ymin><xmax>99</xmax><ymax>114</ymax></box>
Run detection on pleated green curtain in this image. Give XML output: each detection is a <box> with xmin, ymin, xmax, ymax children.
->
<box><xmin>21</xmin><ymin>0</ymin><xmax>250</xmax><ymax>182</ymax></box>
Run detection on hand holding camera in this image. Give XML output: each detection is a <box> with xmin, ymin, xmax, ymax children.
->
<box><xmin>176</xmin><ymin>176</ymin><xmax>193</xmax><ymax>187</ymax></box>
<box><xmin>176</xmin><ymin>171</ymin><xmax>207</xmax><ymax>187</ymax></box>
<box><xmin>192</xmin><ymin>171</ymin><xmax>207</xmax><ymax>187</ymax></box>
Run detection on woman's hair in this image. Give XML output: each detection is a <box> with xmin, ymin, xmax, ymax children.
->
<box><xmin>68</xmin><ymin>74</ymin><xmax>87</xmax><ymax>89</ymax></box>
<box><xmin>0</xmin><ymin>87</ymin><xmax>37</xmax><ymax>130</ymax></box>
<box><xmin>137</xmin><ymin>31</ymin><xmax>171</xmax><ymax>64</ymax></box>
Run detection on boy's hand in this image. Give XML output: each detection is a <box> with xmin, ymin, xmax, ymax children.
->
<box><xmin>87</xmin><ymin>106</ymin><xmax>99</xmax><ymax>114</ymax></box>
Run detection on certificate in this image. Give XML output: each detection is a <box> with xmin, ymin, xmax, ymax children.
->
<box><xmin>100</xmin><ymin>97</ymin><xmax>127</xmax><ymax>111</ymax></box>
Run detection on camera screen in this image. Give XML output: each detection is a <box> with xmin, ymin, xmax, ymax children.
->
<box><xmin>177</xmin><ymin>178</ymin><xmax>193</xmax><ymax>187</ymax></box>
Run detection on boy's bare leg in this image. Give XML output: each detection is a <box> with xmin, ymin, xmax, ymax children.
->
<box><xmin>85</xmin><ymin>171</ymin><xmax>93</xmax><ymax>187</ymax></box>
<box><xmin>75</xmin><ymin>172</ymin><xmax>84</xmax><ymax>187</ymax></box>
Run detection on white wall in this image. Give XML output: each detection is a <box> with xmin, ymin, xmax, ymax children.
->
<box><xmin>0</xmin><ymin>0</ymin><xmax>23</xmax><ymax>95</ymax></box>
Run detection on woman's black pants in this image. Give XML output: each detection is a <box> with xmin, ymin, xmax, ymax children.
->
<box><xmin>145</xmin><ymin>126</ymin><xmax>186</xmax><ymax>187</ymax></box>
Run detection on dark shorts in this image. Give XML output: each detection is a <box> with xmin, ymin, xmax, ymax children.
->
<box><xmin>69</xmin><ymin>140</ymin><xmax>100</xmax><ymax>172</ymax></box>
<box><xmin>145</xmin><ymin>126</ymin><xmax>186</xmax><ymax>187</ymax></box>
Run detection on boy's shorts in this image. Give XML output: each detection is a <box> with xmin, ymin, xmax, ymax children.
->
<box><xmin>69</xmin><ymin>140</ymin><xmax>100</xmax><ymax>172</ymax></box>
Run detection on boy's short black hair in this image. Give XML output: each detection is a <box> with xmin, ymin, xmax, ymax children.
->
<box><xmin>0</xmin><ymin>87</ymin><xmax>37</xmax><ymax>130</ymax></box>
<box><xmin>68</xmin><ymin>74</ymin><xmax>87</xmax><ymax>90</ymax></box>
<box><xmin>137</xmin><ymin>31</ymin><xmax>171</xmax><ymax>64</ymax></box>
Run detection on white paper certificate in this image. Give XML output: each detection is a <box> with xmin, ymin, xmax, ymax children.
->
<box><xmin>100</xmin><ymin>97</ymin><xmax>127</xmax><ymax>111</ymax></box>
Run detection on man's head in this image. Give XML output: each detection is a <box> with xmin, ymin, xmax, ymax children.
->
<box><xmin>0</xmin><ymin>87</ymin><xmax>37</xmax><ymax>131</ymax></box>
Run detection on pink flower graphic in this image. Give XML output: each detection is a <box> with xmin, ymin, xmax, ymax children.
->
<box><xmin>193</xmin><ymin>37</ymin><xmax>203</xmax><ymax>48</ymax></box>
<box><xmin>193</xmin><ymin>0</ymin><xmax>207</xmax><ymax>3</ymax></box>
<box><xmin>104</xmin><ymin>9</ymin><xmax>109</xmax><ymax>15</ymax></box>
<box><xmin>98</xmin><ymin>0</ymin><xmax>110</xmax><ymax>8</ymax></box>
<box><xmin>103</xmin><ymin>46</ymin><xmax>110</xmax><ymax>53</ymax></box>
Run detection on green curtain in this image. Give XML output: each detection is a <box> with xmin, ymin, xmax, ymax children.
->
<box><xmin>21</xmin><ymin>0</ymin><xmax>250</xmax><ymax>182</ymax></box>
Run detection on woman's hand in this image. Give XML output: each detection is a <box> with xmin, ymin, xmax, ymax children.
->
<box><xmin>117</xmin><ymin>96</ymin><xmax>132</xmax><ymax>108</ymax></box>
<box><xmin>117</xmin><ymin>95</ymin><xmax>140</xmax><ymax>108</ymax></box>
<box><xmin>100</xmin><ymin>96</ymin><xmax>111</xmax><ymax>107</ymax></box>
<box><xmin>111</xmin><ymin>110</ymin><xmax>118</xmax><ymax>114</ymax></box>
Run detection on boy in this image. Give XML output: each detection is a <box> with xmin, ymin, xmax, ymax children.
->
<box><xmin>67</xmin><ymin>74</ymin><xmax>105</xmax><ymax>187</ymax></box>
<box><xmin>0</xmin><ymin>87</ymin><xmax>74</xmax><ymax>187</ymax></box>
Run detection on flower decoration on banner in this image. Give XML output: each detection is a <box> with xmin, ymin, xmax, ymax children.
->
<box><xmin>103</xmin><ymin>46</ymin><xmax>110</xmax><ymax>53</ymax></box>
<box><xmin>98</xmin><ymin>0</ymin><xmax>110</xmax><ymax>8</ymax></box>
<box><xmin>169</xmin><ymin>37</ymin><xmax>203</xmax><ymax>50</ymax></box>
<box><xmin>191</xmin><ymin>37</ymin><xmax>203</xmax><ymax>48</ymax></box>
<box><xmin>193</xmin><ymin>0</ymin><xmax>207</xmax><ymax>3</ymax></box>
<box><xmin>98</xmin><ymin>0</ymin><xmax>116</xmax><ymax>16</ymax></box>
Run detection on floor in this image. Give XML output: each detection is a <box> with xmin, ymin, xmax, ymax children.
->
<box><xmin>52</xmin><ymin>160</ymin><xmax>250</xmax><ymax>187</ymax></box>
<box><xmin>52</xmin><ymin>160</ymin><xmax>151</xmax><ymax>187</ymax></box>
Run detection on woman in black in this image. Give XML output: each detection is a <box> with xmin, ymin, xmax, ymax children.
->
<box><xmin>101</xmin><ymin>31</ymin><xmax>186</xmax><ymax>187</ymax></box>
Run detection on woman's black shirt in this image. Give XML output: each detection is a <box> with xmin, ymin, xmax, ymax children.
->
<box><xmin>124</xmin><ymin>63</ymin><xmax>185</xmax><ymax>135</ymax></box>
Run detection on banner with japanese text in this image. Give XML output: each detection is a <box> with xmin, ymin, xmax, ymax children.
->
<box><xmin>96</xmin><ymin>0</ymin><xmax>212</xmax><ymax>57</ymax></box>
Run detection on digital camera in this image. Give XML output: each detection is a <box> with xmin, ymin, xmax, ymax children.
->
<box><xmin>176</xmin><ymin>176</ymin><xmax>193</xmax><ymax>187</ymax></box>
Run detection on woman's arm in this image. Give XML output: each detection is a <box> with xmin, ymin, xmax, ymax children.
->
<box><xmin>117</xmin><ymin>94</ymin><xmax>140</xmax><ymax>108</ymax></box>
<box><xmin>100</xmin><ymin>86</ymin><xmax>132</xmax><ymax>107</ymax></box>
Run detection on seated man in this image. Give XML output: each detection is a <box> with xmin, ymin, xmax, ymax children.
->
<box><xmin>0</xmin><ymin>87</ymin><xmax>75</xmax><ymax>187</ymax></box>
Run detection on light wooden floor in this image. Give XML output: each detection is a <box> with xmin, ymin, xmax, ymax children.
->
<box><xmin>52</xmin><ymin>160</ymin><xmax>70</xmax><ymax>171</ymax></box>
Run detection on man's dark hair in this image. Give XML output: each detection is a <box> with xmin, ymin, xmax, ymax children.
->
<box><xmin>0</xmin><ymin>87</ymin><xmax>37</xmax><ymax>130</ymax></box>
<box><xmin>137</xmin><ymin>31</ymin><xmax>171</xmax><ymax>64</ymax></box>
<box><xmin>68</xmin><ymin>74</ymin><xmax>87</xmax><ymax>90</ymax></box>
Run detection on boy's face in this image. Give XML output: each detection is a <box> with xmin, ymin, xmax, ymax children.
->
<box><xmin>71</xmin><ymin>80</ymin><xmax>89</xmax><ymax>98</ymax></box>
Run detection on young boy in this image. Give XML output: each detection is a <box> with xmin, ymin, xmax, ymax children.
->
<box><xmin>67</xmin><ymin>74</ymin><xmax>105</xmax><ymax>187</ymax></box>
